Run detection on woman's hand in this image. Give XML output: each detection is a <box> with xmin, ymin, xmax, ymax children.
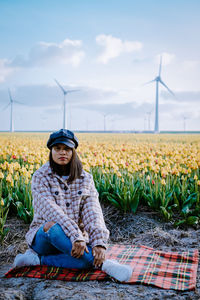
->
<box><xmin>92</xmin><ymin>246</ymin><xmax>106</xmax><ymax>268</ymax></box>
<box><xmin>71</xmin><ymin>241</ymin><xmax>89</xmax><ymax>258</ymax></box>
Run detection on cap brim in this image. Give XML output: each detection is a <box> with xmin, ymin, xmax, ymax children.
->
<box><xmin>50</xmin><ymin>138</ymin><xmax>75</xmax><ymax>149</ymax></box>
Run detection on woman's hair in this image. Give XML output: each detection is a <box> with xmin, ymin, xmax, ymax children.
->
<box><xmin>49</xmin><ymin>148</ymin><xmax>83</xmax><ymax>182</ymax></box>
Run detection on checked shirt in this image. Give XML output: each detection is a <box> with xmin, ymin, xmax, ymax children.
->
<box><xmin>26</xmin><ymin>162</ymin><xmax>109</xmax><ymax>249</ymax></box>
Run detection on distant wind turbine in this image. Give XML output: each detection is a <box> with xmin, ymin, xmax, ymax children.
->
<box><xmin>144</xmin><ymin>115</ymin><xmax>147</xmax><ymax>131</ymax></box>
<box><xmin>1</xmin><ymin>89</ymin><xmax>24</xmax><ymax>132</ymax></box>
<box><xmin>54</xmin><ymin>79</ymin><xmax>79</xmax><ymax>129</ymax></box>
<box><xmin>145</xmin><ymin>56</ymin><xmax>175</xmax><ymax>133</ymax></box>
<box><xmin>103</xmin><ymin>113</ymin><xmax>109</xmax><ymax>131</ymax></box>
<box><xmin>183</xmin><ymin>116</ymin><xmax>189</xmax><ymax>132</ymax></box>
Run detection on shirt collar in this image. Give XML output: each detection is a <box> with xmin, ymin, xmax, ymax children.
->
<box><xmin>46</xmin><ymin>161</ymin><xmax>85</xmax><ymax>178</ymax></box>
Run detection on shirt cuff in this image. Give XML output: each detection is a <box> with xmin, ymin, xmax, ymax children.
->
<box><xmin>91</xmin><ymin>239</ymin><xmax>108</xmax><ymax>249</ymax></box>
<box><xmin>70</xmin><ymin>231</ymin><xmax>85</xmax><ymax>244</ymax></box>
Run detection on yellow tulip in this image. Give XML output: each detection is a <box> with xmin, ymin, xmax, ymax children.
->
<box><xmin>146</xmin><ymin>175</ymin><xmax>151</xmax><ymax>181</ymax></box>
<box><xmin>6</xmin><ymin>174</ymin><xmax>12</xmax><ymax>183</ymax></box>
<box><xmin>25</xmin><ymin>177</ymin><xmax>29</xmax><ymax>185</ymax></box>
<box><xmin>161</xmin><ymin>179</ymin><xmax>166</xmax><ymax>185</ymax></box>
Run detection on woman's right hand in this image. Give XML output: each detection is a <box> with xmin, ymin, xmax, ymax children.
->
<box><xmin>71</xmin><ymin>241</ymin><xmax>89</xmax><ymax>258</ymax></box>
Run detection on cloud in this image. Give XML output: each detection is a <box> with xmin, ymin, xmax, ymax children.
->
<box><xmin>6</xmin><ymin>38</ymin><xmax>85</xmax><ymax>68</ymax></box>
<box><xmin>0</xmin><ymin>84</ymin><xmax>118</xmax><ymax>108</ymax></box>
<box><xmin>0</xmin><ymin>84</ymin><xmax>153</xmax><ymax>119</ymax></box>
<box><xmin>96</xmin><ymin>34</ymin><xmax>143</xmax><ymax>64</ymax></box>
<box><xmin>1</xmin><ymin>84</ymin><xmax>199</xmax><ymax>130</ymax></box>
<box><xmin>160</xmin><ymin>101</ymin><xmax>200</xmax><ymax>120</ymax></box>
<box><xmin>0</xmin><ymin>59</ymin><xmax>14</xmax><ymax>83</ymax></box>
<box><xmin>78</xmin><ymin>101</ymin><xmax>153</xmax><ymax>118</ymax></box>
<box><xmin>161</xmin><ymin>90</ymin><xmax>200</xmax><ymax>102</ymax></box>
<box><xmin>155</xmin><ymin>52</ymin><xmax>175</xmax><ymax>66</ymax></box>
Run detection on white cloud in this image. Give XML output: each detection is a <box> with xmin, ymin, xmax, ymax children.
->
<box><xmin>7</xmin><ymin>38</ymin><xmax>85</xmax><ymax>68</ymax></box>
<box><xmin>155</xmin><ymin>52</ymin><xmax>175</xmax><ymax>66</ymax></box>
<box><xmin>96</xmin><ymin>34</ymin><xmax>143</xmax><ymax>64</ymax></box>
<box><xmin>0</xmin><ymin>59</ymin><xmax>14</xmax><ymax>82</ymax></box>
<box><xmin>0</xmin><ymin>84</ymin><xmax>118</xmax><ymax>108</ymax></box>
<box><xmin>161</xmin><ymin>90</ymin><xmax>200</xmax><ymax>102</ymax></box>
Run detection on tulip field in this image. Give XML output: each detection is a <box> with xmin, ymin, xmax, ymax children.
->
<box><xmin>0</xmin><ymin>132</ymin><xmax>200</xmax><ymax>243</ymax></box>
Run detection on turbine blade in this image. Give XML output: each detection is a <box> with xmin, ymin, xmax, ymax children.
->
<box><xmin>159</xmin><ymin>56</ymin><xmax>162</xmax><ymax>76</ymax></box>
<box><xmin>159</xmin><ymin>79</ymin><xmax>175</xmax><ymax>96</ymax></box>
<box><xmin>14</xmin><ymin>100</ymin><xmax>25</xmax><ymax>105</ymax></box>
<box><xmin>67</xmin><ymin>89</ymin><xmax>80</xmax><ymax>93</ymax></box>
<box><xmin>1</xmin><ymin>102</ymin><xmax>10</xmax><ymax>111</ymax></box>
<box><xmin>8</xmin><ymin>88</ymin><xmax>12</xmax><ymax>102</ymax></box>
<box><xmin>54</xmin><ymin>79</ymin><xmax>67</xmax><ymax>94</ymax></box>
<box><xmin>143</xmin><ymin>79</ymin><xmax>156</xmax><ymax>86</ymax></box>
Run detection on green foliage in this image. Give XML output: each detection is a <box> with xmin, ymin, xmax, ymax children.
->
<box><xmin>12</xmin><ymin>181</ymin><xmax>33</xmax><ymax>223</ymax></box>
<box><xmin>0</xmin><ymin>197</ymin><xmax>10</xmax><ymax>244</ymax></box>
<box><xmin>0</xmin><ymin>165</ymin><xmax>199</xmax><ymax>229</ymax></box>
<box><xmin>92</xmin><ymin>168</ymin><xmax>142</xmax><ymax>213</ymax></box>
<box><xmin>92</xmin><ymin>168</ymin><xmax>200</xmax><ymax>225</ymax></box>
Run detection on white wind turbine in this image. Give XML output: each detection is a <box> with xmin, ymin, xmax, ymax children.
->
<box><xmin>145</xmin><ymin>56</ymin><xmax>175</xmax><ymax>133</ymax></box>
<box><xmin>54</xmin><ymin>79</ymin><xmax>79</xmax><ymax>129</ymax></box>
<box><xmin>1</xmin><ymin>89</ymin><xmax>24</xmax><ymax>132</ymax></box>
<box><xmin>103</xmin><ymin>113</ymin><xmax>109</xmax><ymax>131</ymax></box>
<box><xmin>183</xmin><ymin>115</ymin><xmax>189</xmax><ymax>132</ymax></box>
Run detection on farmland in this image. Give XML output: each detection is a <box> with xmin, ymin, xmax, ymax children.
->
<box><xmin>0</xmin><ymin>132</ymin><xmax>200</xmax><ymax>243</ymax></box>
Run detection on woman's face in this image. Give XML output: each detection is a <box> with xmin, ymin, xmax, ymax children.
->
<box><xmin>51</xmin><ymin>143</ymin><xmax>73</xmax><ymax>165</ymax></box>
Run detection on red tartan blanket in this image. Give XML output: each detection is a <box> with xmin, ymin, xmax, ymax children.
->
<box><xmin>5</xmin><ymin>244</ymin><xmax>199</xmax><ymax>291</ymax></box>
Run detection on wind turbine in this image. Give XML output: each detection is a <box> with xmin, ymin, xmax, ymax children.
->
<box><xmin>1</xmin><ymin>89</ymin><xmax>24</xmax><ymax>132</ymax></box>
<box><xmin>54</xmin><ymin>79</ymin><xmax>79</xmax><ymax>129</ymax></box>
<box><xmin>103</xmin><ymin>113</ymin><xmax>109</xmax><ymax>131</ymax></box>
<box><xmin>183</xmin><ymin>115</ymin><xmax>189</xmax><ymax>132</ymax></box>
<box><xmin>145</xmin><ymin>56</ymin><xmax>175</xmax><ymax>133</ymax></box>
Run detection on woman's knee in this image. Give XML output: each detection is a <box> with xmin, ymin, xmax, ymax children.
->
<box><xmin>43</xmin><ymin>221</ymin><xmax>56</xmax><ymax>232</ymax></box>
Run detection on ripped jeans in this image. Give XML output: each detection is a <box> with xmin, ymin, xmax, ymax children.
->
<box><xmin>31</xmin><ymin>223</ymin><xmax>94</xmax><ymax>269</ymax></box>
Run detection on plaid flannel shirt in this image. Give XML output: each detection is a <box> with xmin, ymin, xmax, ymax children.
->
<box><xmin>25</xmin><ymin>162</ymin><xmax>109</xmax><ymax>249</ymax></box>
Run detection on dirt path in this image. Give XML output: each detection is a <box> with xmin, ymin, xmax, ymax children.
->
<box><xmin>0</xmin><ymin>206</ymin><xmax>199</xmax><ymax>299</ymax></box>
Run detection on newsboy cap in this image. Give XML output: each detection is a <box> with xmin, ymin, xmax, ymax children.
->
<box><xmin>47</xmin><ymin>129</ymin><xmax>79</xmax><ymax>149</ymax></box>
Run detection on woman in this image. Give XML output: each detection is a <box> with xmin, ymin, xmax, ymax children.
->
<box><xmin>14</xmin><ymin>129</ymin><xmax>132</xmax><ymax>282</ymax></box>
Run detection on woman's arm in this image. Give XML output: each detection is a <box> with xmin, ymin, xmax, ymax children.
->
<box><xmin>32</xmin><ymin>173</ymin><xmax>85</xmax><ymax>245</ymax></box>
<box><xmin>80</xmin><ymin>175</ymin><xmax>110</xmax><ymax>249</ymax></box>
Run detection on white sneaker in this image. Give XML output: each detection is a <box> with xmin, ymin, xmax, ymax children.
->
<box><xmin>13</xmin><ymin>249</ymin><xmax>40</xmax><ymax>268</ymax></box>
<box><xmin>102</xmin><ymin>259</ymin><xmax>132</xmax><ymax>282</ymax></box>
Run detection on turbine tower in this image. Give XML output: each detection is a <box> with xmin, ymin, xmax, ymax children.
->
<box><xmin>54</xmin><ymin>79</ymin><xmax>79</xmax><ymax>129</ymax></box>
<box><xmin>103</xmin><ymin>113</ymin><xmax>109</xmax><ymax>131</ymax></box>
<box><xmin>1</xmin><ymin>89</ymin><xmax>23</xmax><ymax>132</ymax></box>
<box><xmin>145</xmin><ymin>56</ymin><xmax>175</xmax><ymax>133</ymax></box>
<box><xmin>183</xmin><ymin>116</ymin><xmax>189</xmax><ymax>132</ymax></box>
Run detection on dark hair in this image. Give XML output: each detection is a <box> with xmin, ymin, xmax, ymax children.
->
<box><xmin>49</xmin><ymin>148</ymin><xmax>83</xmax><ymax>183</ymax></box>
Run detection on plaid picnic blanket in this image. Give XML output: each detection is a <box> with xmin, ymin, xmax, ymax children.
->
<box><xmin>5</xmin><ymin>244</ymin><xmax>198</xmax><ymax>291</ymax></box>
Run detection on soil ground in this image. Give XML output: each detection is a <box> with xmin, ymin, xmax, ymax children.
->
<box><xmin>0</xmin><ymin>205</ymin><xmax>199</xmax><ymax>300</ymax></box>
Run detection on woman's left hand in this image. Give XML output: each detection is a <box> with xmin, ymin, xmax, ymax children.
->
<box><xmin>71</xmin><ymin>241</ymin><xmax>89</xmax><ymax>258</ymax></box>
<box><xmin>92</xmin><ymin>246</ymin><xmax>106</xmax><ymax>268</ymax></box>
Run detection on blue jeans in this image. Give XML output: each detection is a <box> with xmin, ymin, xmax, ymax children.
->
<box><xmin>31</xmin><ymin>223</ymin><xmax>94</xmax><ymax>269</ymax></box>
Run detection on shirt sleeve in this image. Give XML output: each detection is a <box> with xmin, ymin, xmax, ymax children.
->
<box><xmin>31</xmin><ymin>172</ymin><xmax>85</xmax><ymax>244</ymax></box>
<box><xmin>80</xmin><ymin>175</ymin><xmax>110</xmax><ymax>249</ymax></box>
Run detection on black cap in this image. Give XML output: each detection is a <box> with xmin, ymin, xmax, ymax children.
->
<box><xmin>47</xmin><ymin>129</ymin><xmax>79</xmax><ymax>149</ymax></box>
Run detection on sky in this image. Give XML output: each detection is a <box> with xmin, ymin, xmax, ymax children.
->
<box><xmin>0</xmin><ymin>0</ymin><xmax>200</xmax><ymax>132</ymax></box>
